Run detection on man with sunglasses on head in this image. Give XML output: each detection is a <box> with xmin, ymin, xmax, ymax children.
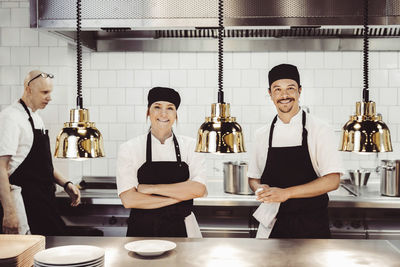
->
<box><xmin>0</xmin><ymin>70</ymin><xmax>81</xmax><ymax>235</ymax></box>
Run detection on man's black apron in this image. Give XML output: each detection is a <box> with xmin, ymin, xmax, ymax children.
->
<box><xmin>260</xmin><ymin>111</ymin><xmax>330</xmax><ymax>238</ymax></box>
<box><xmin>127</xmin><ymin>132</ymin><xmax>193</xmax><ymax>237</ymax></box>
<box><xmin>0</xmin><ymin>99</ymin><xmax>66</xmax><ymax>235</ymax></box>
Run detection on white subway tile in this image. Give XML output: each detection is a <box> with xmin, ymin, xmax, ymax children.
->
<box><xmin>351</xmin><ymin>70</ymin><xmax>363</xmax><ymax>88</ymax></box>
<box><xmin>29</xmin><ymin>47</ymin><xmax>48</xmax><ymax>65</ymax></box>
<box><xmin>38</xmin><ymin>32</ymin><xmax>58</xmax><ymax>46</ymax></box>
<box><xmin>143</xmin><ymin>52</ymin><xmax>161</xmax><ymax>69</ymax></box>
<box><xmin>11</xmin><ymin>8</ymin><xmax>28</xmax><ymax>27</ymax></box>
<box><xmin>342</xmin><ymin>52</ymin><xmax>361</xmax><ymax>69</ymax></box>
<box><xmin>224</xmin><ymin>69</ymin><xmax>240</xmax><ymax>87</ymax></box>
<box><xmin>197</xmin><ymin>52</ymin><xmax>215</xmax><ymax>69</ymax></box>
<box><xmin>116</xmin><ymin>70</ymin><xmax>134</xmax><ymax>87</ymax></box>
<box><xmin>170</xmin><ymin>69</ymin><xmax>187</xmax><ymax>87</ymax></box>
<box><xmin>258</xmin><ymin>69</ymin><xmax>268</xmax><ymax>88</ymax></box>
<box><xmin>1</xmin><ymin>66</ymin><xmax>19</xmax><ymax>85</ymax></box>
<box><xmin>91</xmin><ymin>53</ymin><xmax>108</xmax><ymax>69</ymax></box>
<box><xmin>332</xmin><ymin>106</ymin><xmax>352</xmax><ymax>125</ymax></box>
<box><xmin>108</xmin><ymin>52</ymin><xmax>125</xmax><ymax>69</ymax></box>
<box><xmin>91</xmin><ymin>88</ymin><xmax>108</xmax><ymax>105</ymax></box>
<box><xmin>117</xmin><ymin>106</ymin><xmax>135</xmax><ymax>123</ymax></box>
<box><xmin>232</xmin><ymin>87</ymin><xmax>250</xmax><ymax>105</ymax></box>
<box><xmin>151</xmin><ymin>70</ymin><xmax>170</xmax><ymax>87</ymax></box>
<box><xmin>370</xmin><ymin>69</ymin><xmax>388</xmax><ymax>87</ymax></box>
<box><xmin>179</xmin><ymin>53</ymin><xmax>196</xmax><ymax>69</ymax></box>
<box><xmin>161</xmin><ymin>52</ymin><xmax>179</xmax><ymax>69</ymax></box>
<box><xmin>251</xmin><ymin>52</ymin><xmax>268</xmax><ymax>69</ymax></box>
<box><xmin>49</xmin><ymin>47</ymin><xmax>69</xmax><ymax>66</ymax></box>
<box><xmin>187</xmin><ymin>106</ymin><xmax>206</xmax><ymax>124</ymax></box>
<box><xmin>126</xmin><ymin>52</ymin><xmax>143</xmax><ymax>69</ymax></box>
<box><xmin>204</xmin><ymin>69</ymin><xmax>218</xmax><ymax>87</ymax></box>
<box><xmin>223</xmin><ymin>52</ymin><xmax>233</xmax><ymax>69</ymax></box>
<box><xmin>380</xmin><ymin>52</ymin><xmax>398</xmax><ymax>69</ymax></box>
<box><xmin>369</xmin><ymin>52</ymin><xmax>380</xmax><ymax>69</ymax></box>
<box><xmin>1</xmin><ymin>27</ymin><xmax>20</xmax><ymax>46</ymax></box>
<box><xmin>20</xmin><ymin>28</ymin><xmax>38</xmax><ymax>46</ymax></box>
<box><xmin>108</xmin><ymin>87</ymin><xmax>125</xmax><ymax>105</ymax></box>
<box><xmin>389</xmin><ymin>70</ymin><xmax>400</xmax><ymax>87</ymax></box>
<box><xmin>99</xmin><ymin>106</ymin><xmax>117</xmax><ymax>123</ymax></box>
<box><xmin>176</xmin><ymin>106</ymin><xmax>188</xmax><ymax>123</ymax></box>
<box><xmin>108</xmin><ymin>159</ymin><xmax>117</xmax><ymax>176</ymax></box>
<box><xmin>314</xmin><ymin>69</ymin><xmax>333</xmax><ymax>87</ymax></box>
<box><xmin>0</xmin><ymin>9</ymin><xmax>10</xmax><ymax>27</ymax></box>
<box><xmin>241</xmin><ymin>69</ymin><xmax>259</xmax><ymax>87</ymax></box>
<box><xmin>300</xmin><ymin>69</ymin><xmax>314</xmax><ymax>88</ymax></box>
<box><xmin>98</xmin><ymin>70</ymin><xmax>116</xmax><ymax>87</ymax></box>
<box><xmin>388</xmin><ymin>106</ymin><xmax>400</xmax><ymax>124</ymax></box>
<box><xmin>134</xmin><ymin>105</ymin><xmax>147</xmax><ymax>123</ymax></box>
<box><xmin>126</xmin><ymin>87</ymin><xmax>144</xmax><ymax>105</ymax></box>
<box><xmin>305</xmin><ymin>52</ymin><xmax>324</xmax><ymax>69</ymax></box>
<box><xmin>250</xmin><ymin>87</ymin><xmax>268</xmax><ymax>106</ymax></box>
<box><xmin>51</xmin><ymin>85</ymin><xmax>68</xmax><ymax>105</ymax></box>
<box><xmin>342</xmin><ymin>87</ymin><xmax>362</xmax><ymax>105</ymax></box>
<box><xmin>187</xmin><ymin>69</ymin><xmax>205</xmax><ymax>87</ymax></box>
<box><xmin>242</xmin><ymin>105</ymin><xmax>260</xmax><ymax>123</ymax></box>
<box><xmin>196</xmin><ymin>87</ymin><xmax>214</xmax><ymax>105</ymax></box>
<box><xmin>2</xmin><ymin>3</ymin><xmax>19</xmax><ymax>8</ymax></box>
<box><xmin>324</xmin><ymin>52</ymin><xmax>342</xmax><ymax>69</ymax></box>
<box><xmin>379</xmin><ymin>87</ymin><xmax>397</xmax><ymax>105</ymax></box>
<box><xmin>287</xmin><ymin>52</ymin><xmax>306</xmax><ymax>69</ymax></box>
<box><xmin>301</xmin><ymin>87</ymin><xmax>323</xmax><ymax>106</ymax></box>
<box><xmin>40</xmin><ymin>104</ymin><xmax>58</xmax><ymax>124</ymax></box>
<box><xmin>90</xmin><ymin>158</ymin><xmax>108</xmax><ymax>176</ymax></box>
<box><xmin>313</xmin><ymin>106</ymin><xmax>333</xmax><ymax>124</ymax></box>
<box><xmin>332</xmin><ymin>69</ymin><xmax>351</xmax><ymax>87</ymax></box>
<box><xmin>0</xmin><ymin>86</ymin><xmax>11</xmax><ymax>104</ymax></box>
<box><xmin>82</xmin><ymin>51</ymin><xmax>91</xmax><ymax>70</ymax></box>
<box><xmin>269</xmin><ymin>52</ymin><xmax>288</xmax><ymax>68</ymax></box>
<box><xmin>0</xmin><ymin>47</ymin><xmax>10</xmax><ymax>65</ymax></box>
<box><xmin>134</xmin><ymin>70</ymin><xmax>151</xmax><ymax>87</ymax></box>
<box><xmin>179</xmin><ymin>87</ymin><xmax>197</xmax><ymax>105</ymax></box>
<box><xmin>87</xmin><ymin>106</ymin><xmax>100</xmax><ymax>122</ymax></box>
<box><xmin>232</xmin><ymin>53</ymin><xmax>250</xmax><ymax>69</ymax></box>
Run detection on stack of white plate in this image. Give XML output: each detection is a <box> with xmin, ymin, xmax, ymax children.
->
<box><xmin>34</xmin><ymin>245</ymin><xmax>105</xmax><ymax>267</ymax></box>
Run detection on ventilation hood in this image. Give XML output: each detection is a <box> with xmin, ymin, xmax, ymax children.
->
<box><xmin>30</xmin><ymin>0</ymin><xmax>400</xmax><ymax>52</ymax></box>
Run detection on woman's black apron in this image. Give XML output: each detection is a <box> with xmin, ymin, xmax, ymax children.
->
<box><xmin>127</xmin><ymin>132</ymin><xmax>193</xmax><ymax>237</ymax></box>
<box><xmin>260</xmin><ymin>111</ymin><xmax>330</xmax><ymax>238</ymax></box>
<box><xmin>0</xmin><ymin>99</ymin><xmax>66</xmax><ymax>235</ymax></box>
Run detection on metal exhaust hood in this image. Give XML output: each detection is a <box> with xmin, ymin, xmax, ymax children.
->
<box><xmin>30</xmin><ymin>0</ymin><xmax>400</xmax><ymax>52</ymax></box>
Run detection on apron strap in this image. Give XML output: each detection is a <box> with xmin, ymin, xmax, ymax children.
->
<box><xmin>268</xmin><ymin>110</ymin><xmax>308</xmax><ymax>148</ymax></box>
<box><xmin>145</xmin><ymin>131</ymin><xmax>182</xmax><ymax>165</ymax></box>
<box><xmin>19</xmin><ymin>99</ymin><xmax>35</xmax><ymax>131</ymax></box>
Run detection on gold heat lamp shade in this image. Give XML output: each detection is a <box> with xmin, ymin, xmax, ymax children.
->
<box><xmin>195</xmin><ymin>103</ymin><xmax>245</xmax><ymax>153</ymax></box>
<box><xmin>54</xmin><ymin>109</ymin><xmax>105</xmax><ymax>158</ymax></box>
<box><xmin>340</xmin><ymin>101</ymin><xmax>392</xmax><ymax>152</ymax></box>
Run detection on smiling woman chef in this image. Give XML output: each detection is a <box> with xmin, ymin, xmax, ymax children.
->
<box><xmin>248</xmin><ymin>64</ymin><xmax>343</xmax><ymax>238</ymax></box>
<box><xmin>116</xmin><ymin>87</ymin><xmax>207</xmax><ymax>237</ymax></box>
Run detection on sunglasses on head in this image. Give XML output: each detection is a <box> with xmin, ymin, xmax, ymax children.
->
<box><xmin>27</xmin><ymin>73</ymin><xmax>54</xmax><ymax>86</ymax></box>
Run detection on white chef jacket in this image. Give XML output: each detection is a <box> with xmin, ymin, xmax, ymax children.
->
<box><xmin>248</xmin><ymin>109</ymin><xmax>344</xmax><ymax>180</ymax></box>
<box><xmin>0</xmin><ymin>100</ymin><xmax>46</xmax><ymax>176</ymax></box>
<box><xmin>116</xmin><ymin>133</ymin><xmax>207</xmax><ymax>238</ymax></box>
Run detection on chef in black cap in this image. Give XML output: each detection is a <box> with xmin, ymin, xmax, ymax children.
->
<box><xmin>248</xmin><ymin>64</ymin><xmax>343</xmax><ymax>238</ymax></box>
<box><xmin>116</xmin><ymin>87</ymin><xmax>207</xmax><ymax>237</ymax></box>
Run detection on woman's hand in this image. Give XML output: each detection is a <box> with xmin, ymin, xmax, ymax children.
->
<box><xmin>256</xmin><ymin>187</ymin><xmax>290</xmax><ymax>203</ymax></box>
<box><xmin>137</xmin><ymin>184</ymin><xmax>155</xmax><ymax>195</ymax></box>
<box><xmin>65</xmin><ymin>183</ymin><xmax>81</xmax><ymax>206</ymax></box>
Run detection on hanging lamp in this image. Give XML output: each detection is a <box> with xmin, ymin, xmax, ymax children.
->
<box><xmin>195</xmin><ymin>0</ymin><xmax>245</xmax><ymax>153</ymax></box>
<box><xmin>339</xmin><ymin>0</ymin><xmax>392</xmax><ymax>153</ymax></box>
<box><xmin>54</xmin><ymin>0</ymin><xmax>105</xmax><ymax>158</ymax></box>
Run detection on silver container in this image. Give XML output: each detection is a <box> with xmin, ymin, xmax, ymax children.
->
<box><xmin>348</xmin><ymin>169</ymin><xmax>371</xmax><ymax>186</ymax></box>
<box><xmin>223</xmin><ymin>161</ymin><xmax>253</xmax><ymax>195</ymax></box>
<box><xmin>380</xmin><ymin>160</ymin><xmax>400</xmax><ymax>197</ymax></box>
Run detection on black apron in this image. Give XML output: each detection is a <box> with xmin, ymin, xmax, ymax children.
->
<box><xmin>127</xmin><ymin>132</ymin><xmax>193</xmax><ymax>237</ymax></box>
<box><xmin>0</xmin><ymin>99</ymin><xmax>66</xmax><ymax>235</ymax></box>
<box><xmin>260</xmin><ymin>111</ymin><xmax>330</xmax><ymax>238</ymax></box>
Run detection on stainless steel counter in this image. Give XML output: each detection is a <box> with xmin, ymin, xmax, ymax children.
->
<box><xmin>45</xmin><ymin>236</ymin><xmax>400</xmax><ymax>267</ymax></box>
<box><xmin>57</xmin><ymin>179</ymin><xmax>400</xmax><ymax>209</ymax></box>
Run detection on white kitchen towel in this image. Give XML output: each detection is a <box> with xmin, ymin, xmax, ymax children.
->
<box><xmin>253</xmin><ymin>202</ymin><xmax>280</xmax><ymax>238</ymax></box>
<box><xmin>10</xmin><ymin>185</ymin><xmax>30</xmax><ymax>235</ymax></box>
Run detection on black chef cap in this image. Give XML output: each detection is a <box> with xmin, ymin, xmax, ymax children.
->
<box><xmin>268</xmin><ymin>64</ymin><xmax>301</xmax><ymax>88</ymax></box>
<box><xmin>147</xmin><ymin>87</ymin><xmax>181</xmax><ymax>109</ymax></box>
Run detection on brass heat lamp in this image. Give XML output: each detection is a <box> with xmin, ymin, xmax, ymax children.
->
<box><xmin>339</xmin><ymin>0</ymin><xmax>392</xmax><ymax>153</ymax></box>
<box><xmin>54</xmin><ymin>0</ymin><xmax>105</xmax><ymax>159</ymax></box>
<box><xmin>195</xmin><ymin>0</ymin><xmax>245</xmax><ymax>153</ymax></box>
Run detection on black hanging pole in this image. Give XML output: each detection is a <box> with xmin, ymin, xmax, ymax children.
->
<box><xmin>362</xmin><ymin>0</ymin><xmax>369</xmax><ymax>103</ymax></box>
<box><xmin>217</xmin><ymin>0</ymin><xmax>224</xmax><ymax>103</ymax></box>
<box><xmin>76</xmin><ymin>0</ymin><xmax>83</xmax><ymax>109</ymax></box>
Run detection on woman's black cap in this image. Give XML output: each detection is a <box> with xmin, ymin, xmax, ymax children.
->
<box><xmin>147</xmin><ymin>87</ymin><xmax>181</xmax><ymax>109</ymax></box>
<box><xmin>268</xmin><ymin>64</ymin><xmax>301</xmax><ymax>88</ymax></box>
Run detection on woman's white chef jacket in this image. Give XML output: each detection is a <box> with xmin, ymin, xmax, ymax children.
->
<box><xmin>116</xmin><ymin>133</ymin><xmax>207</xmax><ymax>237</ymax></box>
<box><xmin>248</xmin><ymin>109</ymin><xmax>344</xmax><ymax>180</ymax></box>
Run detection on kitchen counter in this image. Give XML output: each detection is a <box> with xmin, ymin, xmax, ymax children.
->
<box><xmin>57</xmin><ymin>179</ymin><xmax>400</xmax><ymax>209</ymax></box>
<box><xmin>45</xmin><ymin>236</ymin><xmax>400</xmax><ymax>267</ymax></box>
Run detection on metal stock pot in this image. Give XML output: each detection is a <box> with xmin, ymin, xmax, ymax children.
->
<box><xmin>380</xmin><ymin>160</ymin><xmax>400</xmax><ymax>197</ymax></box>
<box><xmin>223</xmin><ymin>161</ymin><xmax>253</xmax><ymax>195</ymax></box>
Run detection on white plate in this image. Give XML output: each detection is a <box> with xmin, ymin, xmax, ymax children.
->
<box><xmin>34</xmin><ymin>245</ymin><xmax>104</xmax><ymax>265</ymax></box>
<box><xmin>124</xmin><ymin>240</ymin><xmax>176</xmax><ymax>256</ymax></box>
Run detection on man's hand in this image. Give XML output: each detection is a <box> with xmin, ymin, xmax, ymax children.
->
<box><xmin>256</xmin><ymin>186</ymin><xmax>290</xmax><ymax>203</ymax></box>
<box><xmin>65</xmin><ymin>183</ymin><xmax>81</xmax><ymax>207</ymax></box>
<box><xmin>3</xmin><ymin>210</ymin><xmax>19</xmax><ymax>234</ymax></box>
<box><xmin>137</xmin><ymin>184</ymin><xmax>155</xmax><ymax>195</ymax></box>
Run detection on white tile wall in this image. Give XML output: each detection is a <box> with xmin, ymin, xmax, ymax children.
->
<box><xmin>1</xmin><ymin>0</ymin><xmax>400</xmax><ymax>182</ymax></box>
